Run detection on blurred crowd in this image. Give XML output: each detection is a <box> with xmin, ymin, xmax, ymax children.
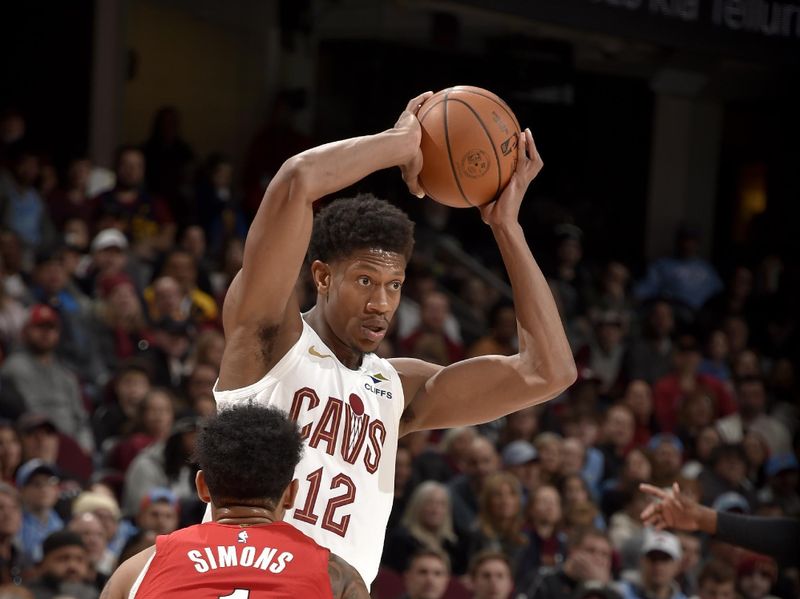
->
<box><xmin>0</xmin><ymin>104</ymin><xmax>797</xmax><ymax>599</ymax></box>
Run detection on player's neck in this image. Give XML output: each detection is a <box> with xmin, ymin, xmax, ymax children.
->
<box><xmin>304</xmin><ymin>306</ymin><xmax>364</xmax><ymax>370</ymax></box>
<box><xmin>213</xmin><ymin>505</ymin><xmax>280</xmax><ymax>526</ymax></box>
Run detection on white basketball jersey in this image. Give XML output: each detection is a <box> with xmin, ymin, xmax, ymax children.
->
<box><xmin>211</xmin><ymin>318</ymin><xmax>404</xmax><ymax>586</ymax></box>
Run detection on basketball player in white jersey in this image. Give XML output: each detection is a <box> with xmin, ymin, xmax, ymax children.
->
<box><xmin>210</xmin><ymin>91</ymin><xmax>577</xmax><ymax>585</ymax></box>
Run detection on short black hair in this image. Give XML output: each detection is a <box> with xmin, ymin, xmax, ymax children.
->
<box><xmin>194</xmin><ymin>405</ymin><xmax>303</xmax><ymax>507</ymax></box>
<box><xmin>308</xmin><ymin>194</ymin><xmax>415</xmax><ymax>264</ymax></box>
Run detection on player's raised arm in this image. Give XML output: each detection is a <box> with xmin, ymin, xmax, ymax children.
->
<box><xmin>328</xmin><ymin>553</ymin><xmax>370</xmax><ymax>599</ymax></box>
<box><xmin>393</xmin><ymin>129</ymin><xmax>577</xmax><ymax>434</ymax></box>
<box><xmin>219</xmin><ymin>92</ymin><xmax>432</xmax><ymax>390</ymax></box>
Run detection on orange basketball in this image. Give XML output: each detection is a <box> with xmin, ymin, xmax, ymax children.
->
<box><xmin>418</xmin><ymin>86</ymin><xmax>521</xmax><ymax>208</ymax></box>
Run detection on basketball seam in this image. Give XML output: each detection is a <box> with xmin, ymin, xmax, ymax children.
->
<box><xmin>448</xmin><ymin>98</ymin><xmax>502</xmax><ymax>201</ymax></box>
<box><xmin>443</xmin><ymin>93</ymin><xmax>478</xmax><ymax>209</ymax></box>
<box><xmin>418</xmin><ymin>98</ymin><xmax>448</xmax><ymax>205</ymax></box>
<box><xmin>450</xmin><ymin>87</ymin><xmax>521</xmax><ymax>132</ymax></box>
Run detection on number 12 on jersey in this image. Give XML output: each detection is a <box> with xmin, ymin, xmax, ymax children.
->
<box><xmin>292</xmin><ymin>467</ymin><xmax>356</xmax><ymax>537</ymax></box>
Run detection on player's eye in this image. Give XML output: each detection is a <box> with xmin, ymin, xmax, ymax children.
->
<box><xmin>357</xmin><ymin>276</ymin><xmax>370</xmax><ymax>286</ymax></box>
<box><xmin>389</xmin><ymin>281</ymin><xmax>402</xmax><ymax>291</ymax></box>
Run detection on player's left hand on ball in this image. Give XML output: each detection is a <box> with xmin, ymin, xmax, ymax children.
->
<box><xmin>479</xmin><ymin>128</ymin><xmax>542</xmax><ymax>226</ymax></box>
<box><xmin>396</xmin><ymin>91</ymin><xmax>432</xmax><ymax>199</ymax></box>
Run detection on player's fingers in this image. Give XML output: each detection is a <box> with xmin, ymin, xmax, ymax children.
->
<box><xmin>402</xmin><ymin>152</ymin><xmax>425</xmax><ymax>198</ymax></box>
<box><xmin>525</xmin><ymin>128</ymin><xmax>542</xmax><ymax>167</ymax></box>
<box><xmin>406</xmin><ymin>91</ymin><xmax>434</xmax><ymax>115</ymax></box>
<box><xmin>639</xmin><ymin>483</ymin><xmax>669</xmax><ymax>500</ymax></box>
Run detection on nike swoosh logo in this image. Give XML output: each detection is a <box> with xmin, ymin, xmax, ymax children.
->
<box><xmin>308</xmin><ymin>345</ymin><xmax>332</xmax><ymax>359</ymax></box>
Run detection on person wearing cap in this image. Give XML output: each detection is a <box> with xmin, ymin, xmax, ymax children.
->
<box><xmin>756</xmin><ymin>453</ymin><xmax>799</xmax><ymax>518</ymax></box>
<box><xmin>621</xmin><ymin>529</ymin><xmax>687</xmax><ymax>599</ymax></box>
<box><xmin>524</xmin><ymin>528</ymin><xmax>619</xmax><ymax>599</ymax></box>
<box><xmin>67</xmin><ymin>512</ymin><xmax>115</xmax><ymax>591</ymax></box>
<box><xmin>71</xmin><ymin>491</ymin><xmax>135</xmax><ymax>560</ymax></box>
<box><xmin>16</xmin><ymin>414</ymin><xmax>59</xmax><ymax>469</ymax></box>
<box><xmin>640</xmin><ymin>482</ymin><xmax>800</xmax><ymax>567</ymax></box>
<box><xmin>0</xmin><ymin>482</ymin><xmax>27</xmax><ymax>585</ymax></box>
<box><xmin>25</xmin><ymin>530</ymin><xmax>97</xmax><ymax>599</ymax></box>
<box><xmin>648</xmin><ymin>435</ymin><xmax>684</xmax><ymax>489</ymax></box>
<box><xmin>735</xmin><ymin>553</ymin><xmax>779</xmax><ymax>599</ymax></box>
<box><xmin>0</xmin><ymin>305</ymin><xmax>93</xmax><ymax>451</ymax></box>
<box><xmin>16</xmin><ymin>460</ymin><xmax>63</xmax><ymax>565</ymax></box>
<box><xmin>135</xmin><ymin>487</ymin><xmax>179</xmax><ymax>536</ymax></box>
<box><xmin>651</xmin><ymin>334</ymin><xmax>736</xmax><ymax>435</ymax></box>
<box><xmin>502</xmin><ymin>439</ymin><xmax>540</xmax><ymax>499</ymax></box>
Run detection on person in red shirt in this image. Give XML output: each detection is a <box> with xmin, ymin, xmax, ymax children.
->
<box><xmin>652</xmin><ymin>334</ymin><xmax>736</xmax><ymax>434</ymax></box>
<box><xmin>100</xmin><ymin>405</ymin><xmax>368</xmax><ymax>599</ymax></box>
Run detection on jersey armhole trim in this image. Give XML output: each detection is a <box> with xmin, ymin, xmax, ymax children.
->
<box><xmin>128</xmin><ymin>551</ymin><xmax>156</xmax><ymax>599</ymax></box>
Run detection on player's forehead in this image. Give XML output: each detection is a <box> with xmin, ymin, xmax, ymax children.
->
<box><xmin>336</xmin><ymin>248</ymin><xmax>406</xmax><ymax>275</ymax></box>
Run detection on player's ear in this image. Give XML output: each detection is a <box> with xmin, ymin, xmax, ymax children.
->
<box><xmin>195</xmin><ymin>470</ymin><xmax>211</xmax><ymax>503</ymax></box>
<box><xmin>283</xmin><ymin>479</ymin><xmax>300</xmax><ymax>509</ymax></box>
<box><xmin>310</xmin><ymin>260</ymin><xmax>332</xmax><ymax>296</ymax></box>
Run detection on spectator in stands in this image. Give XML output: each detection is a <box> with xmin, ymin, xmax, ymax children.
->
<box><xmin>449</xmin><ymin>436</ymin><xmax>500</xmax><ymax>533</ymax></box>
<box><xmin>698</xmin><ymin>445</ymin><xmax>754</xmax><ymax>506</ymax></box>
<box><xmin>575</xmin><ymin>310</ymin><xmax>627</xmax><ymax>397</ymax></box>
<box><xmin>675</xmin><ymin>391</ymin><xmax>716</xmax><ymax>454</ymax></box>
<box><xmin>183</xmin><ymin>362</ymin><xmax>218</xmax><ymax>417</ymax></box>
<box><xmin>548</xmin><ymin>224</ymin><xmax>590</xmax><ymax>324</ymax></box>
<box><xmin>195</xmin><ymin>153</ymin><xmax>246</xmax><ymax>255</ymax></box>
<box><xmin>142</xmin><ymin>317</ymin><xmax>193</xmax><ymax>388</ymax></box>
<box><xmin>0</xmin><ymin>276</ymin><xmax>26</xmax><ymax>357</ymax></box>
<box><xmin>47</xmin><ymin>156</ymin><xmax>94</xmax><ymax>229</ymax></box>
<box><xmin>16</xmin><ymin>460</ymin><xmax>63</xmax><ymax>564</ymax></box>
<box><xmin>521</xmin><ymin>485</ymin><xmax>567</xmax><ymax>572</ymax></box>
<box><xmin>735</xmin><ymin>554</ymin><xmax>779</xmax><ymax>599</ymax></box>
<box><xmin>601</xmin><ymin>448</ymin><xmax>652</xmax><ymax>519</ymax></box>
<box><xmin>122</xmin><ymin>416</ymin><xmax>200</xmax><ymax>516</ymax></box>
<box><xmin>383</xmin><ymin>481</ymin><xmax>466</xmax><ymax>576</ymax></box>
<box><xmin>26</xmin><ymin>530</ymin><xmax>97</xmax><ymax>599</ymax></box>
<box><xmin>698</xmin><ymin>329</ymin><xmax>732</xmax><ymax>383</ymax></box>
<box><xmin>469</xmin><ymin>550</ymin><xmax>514</xmax><ymax>599</ymax></box>
<box><xmin>77</xmin><ymin>229</ymin><xmax>140</xmax><ymax>298</ymax></box>
<box><xmin>0</xmin><ymin>142</ymin><xmax>56</xmax><ymax>252</ymax></box>
<box><xmin>146</xmin><ymin>249</ymin><xmax>217</xmax><ymax>325</ymax></box>
<box><xmin>648</xmin><ymin>434</ymin><xmax>684</xmax><ymax>488</ymax></box>
<box><xmin>0</xmin><ymin>229</ymin><xmax>28</xmax><ymax>303</ymax></box>
<box><xmin>468</xmin><ymin>472</ymin><xmax>527</xmax><ymax>575</ymax></box>
<box><xmin>71</xmin><ymin>491</ymin><xmax>133</xmax><ymax>560</ymax></box>
<box><xmin>756</xmin><ymin>454</ymin><xmax>800</xmax><ymax>518</ymax></box>
<box><xmin>92</xmin><ymin>361</ymin><xmax>151</xmax><ymax>448</ymax></box>
<box><xmin>142</xmin><ymin>106</ymin><xmax>195</xmax><ymax>205</ymax></box>
<box><xmin>400</xmin><ymin>290</ymin><xmax>464</xmax><ymax>365</ymax></box>
<box><xmin>0</xmin><ymin>483</ymin><xmax>26</xmax><ymax>585</ymax></box>
<box><xmin>533</xmin><ymin>433</ymin><xmax>563</xmax><ymax>486</ymax></box>
<box><xmin>716</xmin><ymin>377</ymin><xmax>791</xmax><ymax>456</ymax></box>
<box><xmin>676</xmin><ymin>532</ymin><xmax>701</xmax><ymax>597</ymax></box>
<box><xmin>0</xmin><ymin>306</ymin><xmax>93</xmax><ymax>450</ymax></box>
<box><xmin>625</xmin><ymin>301</ymin><xmax>675</xmax><ymax>385</ymax></box>
<box><xmin>67</xmin><ymin>512</ymin><xmax>114</xmax><ymax>591</ymax></box>
<box><xmin>402</xmin><ymin>549</ymin><xmax>450</xmax><ymax>599</ymax></box>
<box><xmin>695</xmin><ymin>560</ymin><xmax>736</xmax><ymax>599</ymax></box>
<box><xmin>622</xmin><ymin>380</ymin><xmax>656</xmax><ymax>447</ymax></box>
<box><xmin>652</xmin><ymin>334</ymin><xmax>735</xmax><ymax>434</ymax></box>
<box><xmin>177</xmin><ymin>226</ymin><xmax>213</xmax><ymax>293</ymax></box>
<box><xmin>134</xmin><ymin>488</ymin><xmax>179</xmax><ymax>536</ymax></box>
<box><xmin>29</xmin><ymin>249</ymin><xmax>101</xmax><ymax>386</ymax></box>
<box><xmin>634</xmin><ymin>225</ymin><xmax>722</xmax><ymax>312</ymax></box>
<box><xmin>620</xmin><ymin>530</ymin><xmax>687</xmax><ymax>599</ymax></box>
<box><xmin>17</xmin><ymin>414</ymin><xmax>59</xmax><ymax>466</ymax></box>
<box><xmin>526</xmin><ymin>528</ymin><xmax>618</xmax><ymax>599</ymax></box>
<box><xmin>501</xmin><ymin>441</ymin><xmax>540</xmax><ymax>499</ymax></box>
<box><xmin>498</xmin><ymin>407</ymin><xmax>540</xmax><ymax>448</ymax></box>
<box><xmin>91</xmin><ymin>274</ymin><xmax>154</xmax><ymax>375</ymax></box>
<box><xmin>106</xmin><ymin>387</ymin><xmax>175</xmax><ymax>473</ymax></box>
<box><xmin>467</xmin><ymin>302</ymin><xmax>517</xmax><ymax>358</ymax></box>
<box><xmin>598</xmin><ymin>404</ymin><xmax>635</xmax><ymax>482</ymax></box>
<box><xmin>187</xmin><ymin>328</ymin><xmax>225</xmax><ymax>372</ymax></box>
<box><xmin>0</xmin><ymin>422</ymin><xmax>21</xmax><ymax>485</ymax></box>
<box><xmin>93</xmin><ymin>146</ymin><xmax>174</xmax><ymax>261</ymax></box>
<box><xmin>680</xmin><ymin>427</ymin><xmax>720</xmax><ymax>481</ymax></box>
<box><xmin>609</xmin><ymin>488</ymin><xmax>650</xmax><ymax>571</ymax></box>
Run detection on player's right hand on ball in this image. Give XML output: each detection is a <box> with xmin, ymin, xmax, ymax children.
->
<box><xmin>396</xmin><ymin>91</ymin><xmax>432</xmax><ymax>199</ymax></box>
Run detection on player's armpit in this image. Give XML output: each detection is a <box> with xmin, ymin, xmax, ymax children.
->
<box><xmin>328</xmin><ymin>553</ymin><xmax>370</xmax><ymax>599</ymax></box>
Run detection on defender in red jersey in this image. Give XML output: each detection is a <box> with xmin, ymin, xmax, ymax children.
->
<box><xmin>100</xmin><ymin>406</ymin><xmax>367</xmax><ymax>599</ymax></box>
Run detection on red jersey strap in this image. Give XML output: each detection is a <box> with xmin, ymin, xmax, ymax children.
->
<box><xmin>133</xmin><ymin>522</ymin><xmax>333</xmax><ymax>599</ymax></box>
